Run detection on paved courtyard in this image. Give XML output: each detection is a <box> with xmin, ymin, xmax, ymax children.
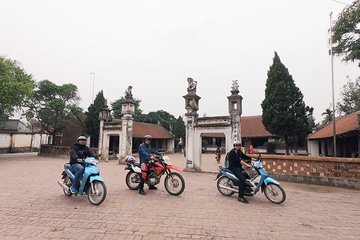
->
<box><xmin>0</xmin><ymin>152</ymin><xmax>360</xmax><ymax>240</ymax></box>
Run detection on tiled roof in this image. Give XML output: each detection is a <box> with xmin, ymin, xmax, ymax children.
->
<box><xmin>195</xmin><ymin>115</ymin><xmax>276</xmax><ymax>138</ymax></box>
<box><xmin>308</xmin><ymin>111</ymin><xmax>360</xmax><ymax>140</ymax></box>
<box><xmin>202</xmin><ymin>133</ymin><xmax>226</xmax><ymax>138</ymax></box>
<box><xmin>0</xmin><ymin>119</ymin><xmax>20</xmax><ymax>132</ymax></box>
<box><xmin>241</xmin><ymin>115</ymin><xmax>277</xmax><ymax>138</ymax></box>
<box><xmin>133</xmin><ymin>122</ymin><xmax>173</xmax><ymax>139</ymax></box>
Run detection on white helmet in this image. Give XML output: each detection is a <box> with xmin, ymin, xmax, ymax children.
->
<box><xmin>77</xmin><ymin>136</ymin><xmax>87</xmax><ymax>141</ymax></box>
<box><xmin>125</xmin><ymin>155</ymin><xmax>136</xmax><ymax>163</ymax></box>
<box><xmin>233</xmin><ymin>140</ymin><xmax>241</xmax><ymax>146</ymax></box>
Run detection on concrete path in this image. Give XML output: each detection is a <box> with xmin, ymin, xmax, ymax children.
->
<box><xmin>0</xmin><ymin>153</ymin><xmax>359</xmax><ymax>239</ymax></box>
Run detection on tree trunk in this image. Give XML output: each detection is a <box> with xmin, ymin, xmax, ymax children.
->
<box><xmin>285</xmin><ymin>136</ymin><xmax>289</xmax><ymax>155</ymax></box>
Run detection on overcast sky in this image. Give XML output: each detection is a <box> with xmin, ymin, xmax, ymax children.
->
<box><xmin>1</xmin><ymin>0</ymin><xmax>359</xmax><ymax>122</ymax></box>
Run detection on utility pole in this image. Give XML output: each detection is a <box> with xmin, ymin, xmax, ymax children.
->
<box><xmin>90</xmin><ymin>72</ymin><xmax>95</xmax><ymax>103</ymax></box>
<box><xmin>329</xmin><ymin>12</ymin><xmax>337</xmax><ymax>157</ymax></box>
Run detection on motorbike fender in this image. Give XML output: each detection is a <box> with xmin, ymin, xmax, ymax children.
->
<box><xmin>214</xmin><ymin>173</ymin><xmax>222</xmax><ymax>181</ymax></box>
<box><xmin>133</xmin><ymin>166</ymin><xmax>141</xmax><ymax>173</ymax></box>
<box><xmin>166</xmin><ymin>165</ymin><xmax>182</xmax><ymax>172</ymax></box>
<box><xmin>89</xmin><ymin>175</ymin><xmax>104</xmax><ymax>183</ymax></box>
<box><xmin>264</xmin><ymin>177</ymin><xmax>280</xmax><ymax>185</ymax></box>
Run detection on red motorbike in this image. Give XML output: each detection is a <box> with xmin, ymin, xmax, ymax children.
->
<box><xmin>125</xmin><ymin>155</ymin><xmax>185</xmax><ymax>196</ymax></box>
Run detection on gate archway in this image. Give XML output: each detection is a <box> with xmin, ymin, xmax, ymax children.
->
<box><xmin>183</xmin><ymin>79</ymin><xmax>243</xmax><ymax>171</ymax></box>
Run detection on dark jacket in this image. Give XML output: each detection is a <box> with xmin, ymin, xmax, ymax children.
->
<box><xmin>228</xmin><ymin>148</ymin><xmax>251</xmax><ymax>170</ymax></box>
<box><xmin>69</xmin><ymin>143</ymin><xmax>94</xmax><ymax>164</ymax></box>
<box><xmin>138</xmin><ymin>143</ymin><xmax>160</xmax><ymax>164</ymax></box>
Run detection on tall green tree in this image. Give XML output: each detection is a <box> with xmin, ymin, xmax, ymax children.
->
<box><xmin>337</xmin><ymin>76</ymin><xmax>360</xmax><ymax>115</ymax></box>
<box><xmin>140</xmin><ymin>111</ymin><xmax>185</xmax><ymax>146</ymax></box>
<box><xmin>172</xmin><ymin>116</ymin><xmax>186</xmax><ymax>147</ymax></box>
<box><xmin>27</xmin><ymin>80</ymin><xmax>82</xmax><ymax>144</ymax></box>
<box><xmin>321</xmin><ymin>107</ymin><xmax>334</xmax><ymax>125</ymax></box>
<box><xmin>85</xmin><ymin>90</ymin><xmax>107</xmax><ymax>147</ymax></box>
<box><xmin>0</xmin><ymin>57</ymin><xmax>35</xmax><ymax>120</ymax></box>
<box><xmin>332</xmin><ymin>0</ymin><xmax>360</xmax><ymax>67</ymax></box>
<box><xmin>261</xmin><ymin>52</ymin><xmax>314</xmax><ymax>154</ymax></box>
<box><xmin>142</xmin><ymin>110</ymin><xmax>176</xmax><ymax>131</ymax></box>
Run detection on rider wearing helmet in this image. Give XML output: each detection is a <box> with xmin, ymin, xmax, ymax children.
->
<box><xmin>227</xmin><ymin>140</ymin><xmax>254</xmax><ymax>204</ymax></box>
<box><xmin>138</xmin><ymin>134</ymin><xmax>161</xmax><ymax>195</ymax></box>
<box><xmin>69</xmin><ymin>136</ymin><xmax>94</xmax><ymax>193</ymax></box>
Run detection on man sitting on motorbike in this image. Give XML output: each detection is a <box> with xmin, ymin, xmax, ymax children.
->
<box><xmin>138</xmin><ymin>134</ymin><xmax>161</xmax><ymax>195</ymax></box>
<box><xmin>69</xmin><ymin>136</ymin><xmax>94</xmax><ymax>193</ymax></box>
<box><xmin>227</xmin><ymin>140</ymin><xmax>254</xmax><ymax>204</ymax></box>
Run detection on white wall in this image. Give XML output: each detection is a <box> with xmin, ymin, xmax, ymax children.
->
<box><xmin>0</xmin><ymin>133</ymin><xmax>11</xmax><ymax>148</ymax></box>
<box><xmin>0</xmin><ymin>132</ymin><xmax>50</xmax><ymax>151</ymax></box>
<box><xmin>307</xmin><ymin>140</ymin><xmax>319</xmax><ymax>157</ymax></box>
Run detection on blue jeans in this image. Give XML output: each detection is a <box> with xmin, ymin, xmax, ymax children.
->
<box><xmin>70</xmin><ymin>163</ymin><xmax>85</xmax><ymax>190</ymax></box>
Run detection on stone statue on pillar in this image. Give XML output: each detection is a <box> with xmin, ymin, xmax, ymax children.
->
<box><xmin>231</xmin><ymin>80</ymin><xmax>239</xmax><ymax>92</ymax></box>
<box><xmin>187</xmin><ymin>78</ymin><xmax>197</xmax><ymax>93</ymax></box>
<box><xmin>124</xmin><ymin>85</ymin><xmax>133</xmax><ymax>99</ymax></box>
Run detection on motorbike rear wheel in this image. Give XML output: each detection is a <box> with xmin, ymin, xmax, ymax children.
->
<box><xmin>164</xmin><ymin>172</ymin><xmax>185</xmax><ymax>196</ymax></box>
<box><xmin>264</xmin><ymin>183</ymin><xmax>286</xmax><ymax>204</ymax></box>
<box><xmin>87</xmin><ymin>180</ymin><xmax>107</xmax><ymax>206</ymax></box>
<box><xmin>125</xmin><ymin>171</ymin><xmax>141</xmax><ymax>190</ymax></box>
<box><xmin>63</xmin><ymin>176</ymin><xmax>72</xmax><ymax>197</ymax></box>
<box><xmin>217</xmin><ymin>176</ymin><xmax>235</xmax><ymax>196</ymax></box>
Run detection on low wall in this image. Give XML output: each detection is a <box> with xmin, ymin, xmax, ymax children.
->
<box><xmin>39</xmin><ymin>145</ymin><xmax>99</xmax><ymax>157</ymax></box>
<box><xmin>39</xmin><ymin>145</ymin><xmax>360</xmax><ymax>189</ymax></box>
<box><xmin>0</xmin><ymin>132</ymin><xmax>48</xmax><ymax>153</ymax></box>
<box><xmin>251</xmin><ymin>154</ymin><xmax>360</xmax><ymax>189</ymax></box>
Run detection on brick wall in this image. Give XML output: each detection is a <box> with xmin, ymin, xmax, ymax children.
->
<box><xmin>252</xmin><ymin>154</ymin><xmax>360</xmax><ymax>189</ymax></box>
<box><xmin>39</xmin><ymin>145</ymin><xmax>99</xmax><ymax>157</ymax></box>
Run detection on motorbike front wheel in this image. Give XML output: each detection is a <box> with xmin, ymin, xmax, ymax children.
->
<box><xmin>164</xmin><ymin>172</ymin><xmax>185</xmax><ymax>196</ymax></box>
<box><xmin>217</xmin><ymin>176</ymin><xmax>235</xmax><ymax>196</ymax></box>
<box><xmin>264</xmin><ymin>183</ymin><xmax>286</xmax><ymax>204</ymax></box>
<box><xmin>63</xmin><ymin>175</ymin><xmax>72</xmax><ymax>197</ymax></box>
<box><xmin>125</xmin><ymin>171</ymin><xmax>141</xmax><ymax>190</ymax></box>
<box><xmin>87</xmin><ymin>180</ymin><xmax>107</xmax><ymax>206</ymax></box>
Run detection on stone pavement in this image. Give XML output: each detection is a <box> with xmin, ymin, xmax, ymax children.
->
<box><xmin>1</xmin><ymin>153</ymin><xmax>360</xmax><ymax>240</ymax></box>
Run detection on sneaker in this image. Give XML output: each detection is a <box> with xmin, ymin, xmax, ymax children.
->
<box><xmin>238</xmin><ymin>196</ymin><xmax>249</xmax><ymax>204</ymax></box>
<box><xmin>149</xmin><ymin>185</ymin><xmax>158</xmax><ymax>190</ymax></box>
<box><xmin>70</xmin><ymin>186</ymin><xmax>78</xmax><ymax>193</ymax></box>
<box><xmin>139</xmin><ymin>189</ymin><xmax>147</xmax><ymax>195</ymax></box>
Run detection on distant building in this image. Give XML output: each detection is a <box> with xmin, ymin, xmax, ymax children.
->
<box><xmin>0</xmin><ymin>119</ymin><xmax>50</xmax><ymax>153</ymax></box>
<box><xmin>240</xmin><ymin>115</ymin><xmax>279</xmax><ymax>148</ymax></box>
<box><xmin>307</xmin><ymin>111</ymin><xmax>360</xmax><ymax>157</ymax></box>
<box><xmin>54</xmin><ymin>113</ymin><xmax>86</xmax><ymax>146</ymax></box>
<box><xmin>201</xmin><ymin>115</ymin><xmax>279</xmax><ymax>152</ymax></box>
<box><xmin>99</xmin><ymin>116</ymin><xmax>175</xmax><ymax>160</ymax></box>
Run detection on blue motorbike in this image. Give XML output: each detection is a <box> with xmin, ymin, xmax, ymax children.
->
<box><xmin>57</xmin><ymin>157</ymin><xmax>107</xmax><ymax>205</ymax></box>
<box><xmin>215</xmin><ymin>156</ymin><xmax>286</xmax><ymax>204</ymax></box>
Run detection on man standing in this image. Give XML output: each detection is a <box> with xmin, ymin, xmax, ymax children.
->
<box><xmin>69</xmin><ymin>136</ymin><xmax>94</xmax><ymax>193</ymax></box>
<box><xmin>227</xmin><ymin>140</ymin><xmax>253</xmax><ymax>204</ymax></box>
<box><xmin>138</xmin><ymin>135</ymin><xmax>161</xmax><ymax>195</ymax></box>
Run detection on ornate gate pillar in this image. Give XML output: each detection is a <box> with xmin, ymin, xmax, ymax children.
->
<box><xmin>119</xmin><ymin>86</ymin><xmax>135</xmax><ymax>163</ymax></box>
<box><xmin>227</xmin><ymin>80</ymin><xmax>243</xmax><ymax>145</ymax></box>
<box><xmin>98</xmin><ymin>105</ymin><xmax>111</xmax><ymax>161</ymax></box>
<box><xmin>183</xmin><ymin>78</ymin><xmax>201</xmax><ymax>171</ymax></box>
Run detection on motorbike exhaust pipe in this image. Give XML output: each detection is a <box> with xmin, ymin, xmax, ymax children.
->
<box><xmin>218</xmin><ymin>184</ymin><xmax>239</xmax><ymax>193</ymax></box>
<box><xmin>57</xmin><ymin>180</ymin><xmax>69</xmax><ymax>191</ymax></box>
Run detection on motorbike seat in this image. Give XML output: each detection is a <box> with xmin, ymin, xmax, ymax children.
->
<box><xmin>219</xmin><ymin>166</ymin><xmax>234</xmax><ymax>174</ymax></box>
